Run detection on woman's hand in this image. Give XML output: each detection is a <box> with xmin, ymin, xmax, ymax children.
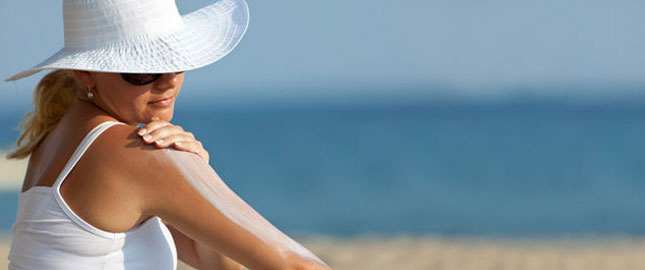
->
<box><xmin>137</xmin><ymin>116</ymin><xmax>210</xmax><ymax>163</ymax></box>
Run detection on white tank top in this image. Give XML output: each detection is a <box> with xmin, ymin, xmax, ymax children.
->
<box><xmin>8</xmin><ymin>121</ymin><xmax>178</xmax><ymax>270</ymax></box>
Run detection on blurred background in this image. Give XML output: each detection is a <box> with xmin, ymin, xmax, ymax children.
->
<box><xmin>1</xmin><ymin>0</ymin><xmax>645</xmax><ymax>269</ymax></box>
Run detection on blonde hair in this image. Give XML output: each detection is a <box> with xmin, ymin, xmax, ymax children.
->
<box><xmin>7</xmin><ymin>70</ymin><xmax>84</xmax><ymax>159</ymax></box>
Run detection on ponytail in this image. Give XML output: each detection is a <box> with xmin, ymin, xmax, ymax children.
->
<box><xmin>7</xmin><ymin>70</ymin><xmax>83</xmax><ymax>159</ymax></box>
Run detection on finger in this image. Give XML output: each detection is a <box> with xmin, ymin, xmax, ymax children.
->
<box><xmin>152</xmin><ymin>133</ymin><xmax>196</xmax><ymax>148</ymax></box>
<box><xmin>142</xmin><ymin>125</ymin><xmax>186</xmax><ymax>144</ymax></box>
<box><xmin>174</xmin><ymin>141</ymin><xmax>209</xmax><ymax>162</ymax></box>
<box><xmin>172</xmin><ymin>140</ymin><xmax>204</xmax><ymax>153</ymax></box>
<box><xmin>138</xmin><ymin>120</ymin><xmax>174</xmax><ymax>137</ymax></box>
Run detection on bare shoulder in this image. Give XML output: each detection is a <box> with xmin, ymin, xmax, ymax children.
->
<box><xmin>85</xmin><ymin>122</ymin><xmax>178</xmax><ymax>170</ymax></box>
<box><xmin>85</xmin><ymin>123</ymin><xmax>173</xmax><ymax>185</ymax></box>
<box><xmin>59</xmin><ymin>123</ymin><xmax>166</xmax><ymax>232</ymax></box>
<box><xmin>89</xmin><ymin>123</ymin><xmax>150</xmax><ymax>162</ymax></box>
<box><xmin>76</xmin><ymin>124</ymin><xmax>164</xmax><ymax>202</ymax></box>
<box><xmin>84</xmin><ymin>122</ymin><xmax>203</xmax><ymax>210</ymax></box>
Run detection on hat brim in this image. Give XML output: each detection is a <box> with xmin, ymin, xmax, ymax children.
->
<box><xmin>5</xmin><ymin>0</ymin><xmax>249</xmax><ymax>82</ymax></box>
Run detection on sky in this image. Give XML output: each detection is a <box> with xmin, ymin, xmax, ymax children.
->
<box><xmin>0</xmin><ymin>0</ymin><xmax>644</xmax><ymax>107</ymax></box>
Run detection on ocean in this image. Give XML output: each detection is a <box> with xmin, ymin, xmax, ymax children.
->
<box><xmin>1</xmin><ymin>97</ymin><xmax>645</xmax><ymax>237</ymax></box>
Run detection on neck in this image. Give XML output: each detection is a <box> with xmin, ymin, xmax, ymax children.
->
<box><xmin>69</xmin><ymin>98</ymin><xmax>135</xmax><ymax>126</ymax></box>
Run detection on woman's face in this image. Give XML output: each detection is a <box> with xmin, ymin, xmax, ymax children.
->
<box><xmin>78</xmin><ymin>71</ymin><xmax>184</xmax><ymax>124</ymax></box>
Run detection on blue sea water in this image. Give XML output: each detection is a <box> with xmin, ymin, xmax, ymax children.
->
<box><xmin>1</xmin><ymin>98</ymin><xmax>645</xmax><ymax>237</ymax></box>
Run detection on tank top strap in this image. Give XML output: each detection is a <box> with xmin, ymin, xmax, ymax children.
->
<box><xmin>52</xmin><ymin>121</ymin><xmax>126</xmax><ymax>189</ymax></box>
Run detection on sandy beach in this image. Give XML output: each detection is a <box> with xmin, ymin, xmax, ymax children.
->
<box><xmin>4</xmin><ymin>235</ymin><xmax>645</xmax><ymax>270</ymax></box>
<box><xmin>0</xmin><ymin>151</ymin><xmax>27</xmax><ymax>191</ymax></box>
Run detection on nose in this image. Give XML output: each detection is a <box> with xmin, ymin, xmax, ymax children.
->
<box><xmin>153</xmin><ymin>72</ymin><xmax>182</xmax><ymax>90</ymax></box>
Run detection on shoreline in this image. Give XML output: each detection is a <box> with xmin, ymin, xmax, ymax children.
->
<box><xmin>4</xmin><ymin>235</ymin><xmax>645</xmax><ymax>269</ymax></box>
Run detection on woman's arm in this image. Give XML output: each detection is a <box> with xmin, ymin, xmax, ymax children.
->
<box><xmin>136</xmin><ymin>119</ymin><xmax>239</xmax><ymax>269</ymax></box>
<box><xmin>118</xmin><ymin>132</ymin><xmax>328</xmax><ymax>270</ymax></box>
<box><xmin>164</xmin><ymin>220</ymin><xmax>244</xmax><ymax>270</ymax></box>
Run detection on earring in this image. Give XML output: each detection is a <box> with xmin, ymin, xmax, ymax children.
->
<box><xmin>87</xmin><ymin>86</ymin><xmax>94</xmax><ymax>100</ymax></box>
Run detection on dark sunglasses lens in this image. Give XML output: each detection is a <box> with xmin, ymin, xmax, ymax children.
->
<box><xmin>120</xmin><ymin>73</ymin><xmax>162</xmax><ymax>85</ymax></box>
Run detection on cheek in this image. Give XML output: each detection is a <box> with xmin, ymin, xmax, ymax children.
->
<box><xmin>109</xmin><ymin>94</ymin><xmax>149</xmax><ymax>120</ymax></box>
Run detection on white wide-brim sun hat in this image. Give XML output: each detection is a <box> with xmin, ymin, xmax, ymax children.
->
<box><xmin>5</xmin><ymin>0</ymin><xmax>249</xmax><ymax>82</ymax></box>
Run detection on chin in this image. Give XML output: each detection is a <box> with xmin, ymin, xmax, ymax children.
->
<box><xmin>155</xmin><ymin>110</ymin><xmax>175</xmax><ymax>122</ymax></box>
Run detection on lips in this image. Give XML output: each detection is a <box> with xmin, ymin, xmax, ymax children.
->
<box><xmin>149</xmin><ymin>96</ymin><xmax>174</xmax><ymax>107</ymax></box>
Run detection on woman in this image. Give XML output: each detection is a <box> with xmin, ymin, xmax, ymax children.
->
<box><xmin>5</xmin><ymin>0</ymin><xmax>329</xmax><ymax>269</ymax></box>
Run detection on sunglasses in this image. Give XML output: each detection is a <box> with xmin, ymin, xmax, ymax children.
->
<box><xmin>120</xmin><ymin>71</ymin><xmax>184</xmax><ymax>86</ymax></box>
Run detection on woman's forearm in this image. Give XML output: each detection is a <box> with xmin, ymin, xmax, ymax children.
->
<box><xmin>161</xmin><ymin>149</ymin><xmax>328</xmax><ymax>267</ymax></box>
<box><xmin>194</xmin><ymin>240</ymin><xmax>245</xmax><ymax>270</ymax></box>
<box><xmin>165</xmin><ymin>221</ymin><xmax>244</xmax><ymax>269</ymax></box>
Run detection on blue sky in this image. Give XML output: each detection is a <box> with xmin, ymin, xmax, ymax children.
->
<box><xmin>1</xmin><ymin>0</ymin><xmax>644</xmax><ymax>107</ymax></box>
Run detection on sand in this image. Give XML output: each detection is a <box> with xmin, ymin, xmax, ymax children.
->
<box><xmin>0</xmin><ymin>151</ymin><xmax>27</xmax><ymax>191</ymax></box>
<box><xmin>299</xmin><ymin>236</ymin><xmax>645</xmax><ymax>270</ymax></box>
<box><xmin>4</xmin><ymin>235</ymin><xmax>645</xmax><ymax>270</ymax></box>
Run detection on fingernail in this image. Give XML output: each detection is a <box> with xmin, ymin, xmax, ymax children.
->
<box><xmin>151</xmin><ymin>116</ymin><xmax>160</xmax><ymax>121</ymax></box>
<box><xmin>138</xmin><ymin>129</ymin><xmax>147</xmax><ymax>136</ymax></box>
<box><xmin>175</xmin><ymin>141</ymin><xmax>182</xmax><ymax>146</ymax></box>
<box><xmin>143</xmin><ymin>135</ymin><xmax>152</xmax><ymax>141</ymax></box>
<box><xmin>156</xmin><ymin>139</ymin><xmax>164</xmax><ymax>145</ymax></box>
